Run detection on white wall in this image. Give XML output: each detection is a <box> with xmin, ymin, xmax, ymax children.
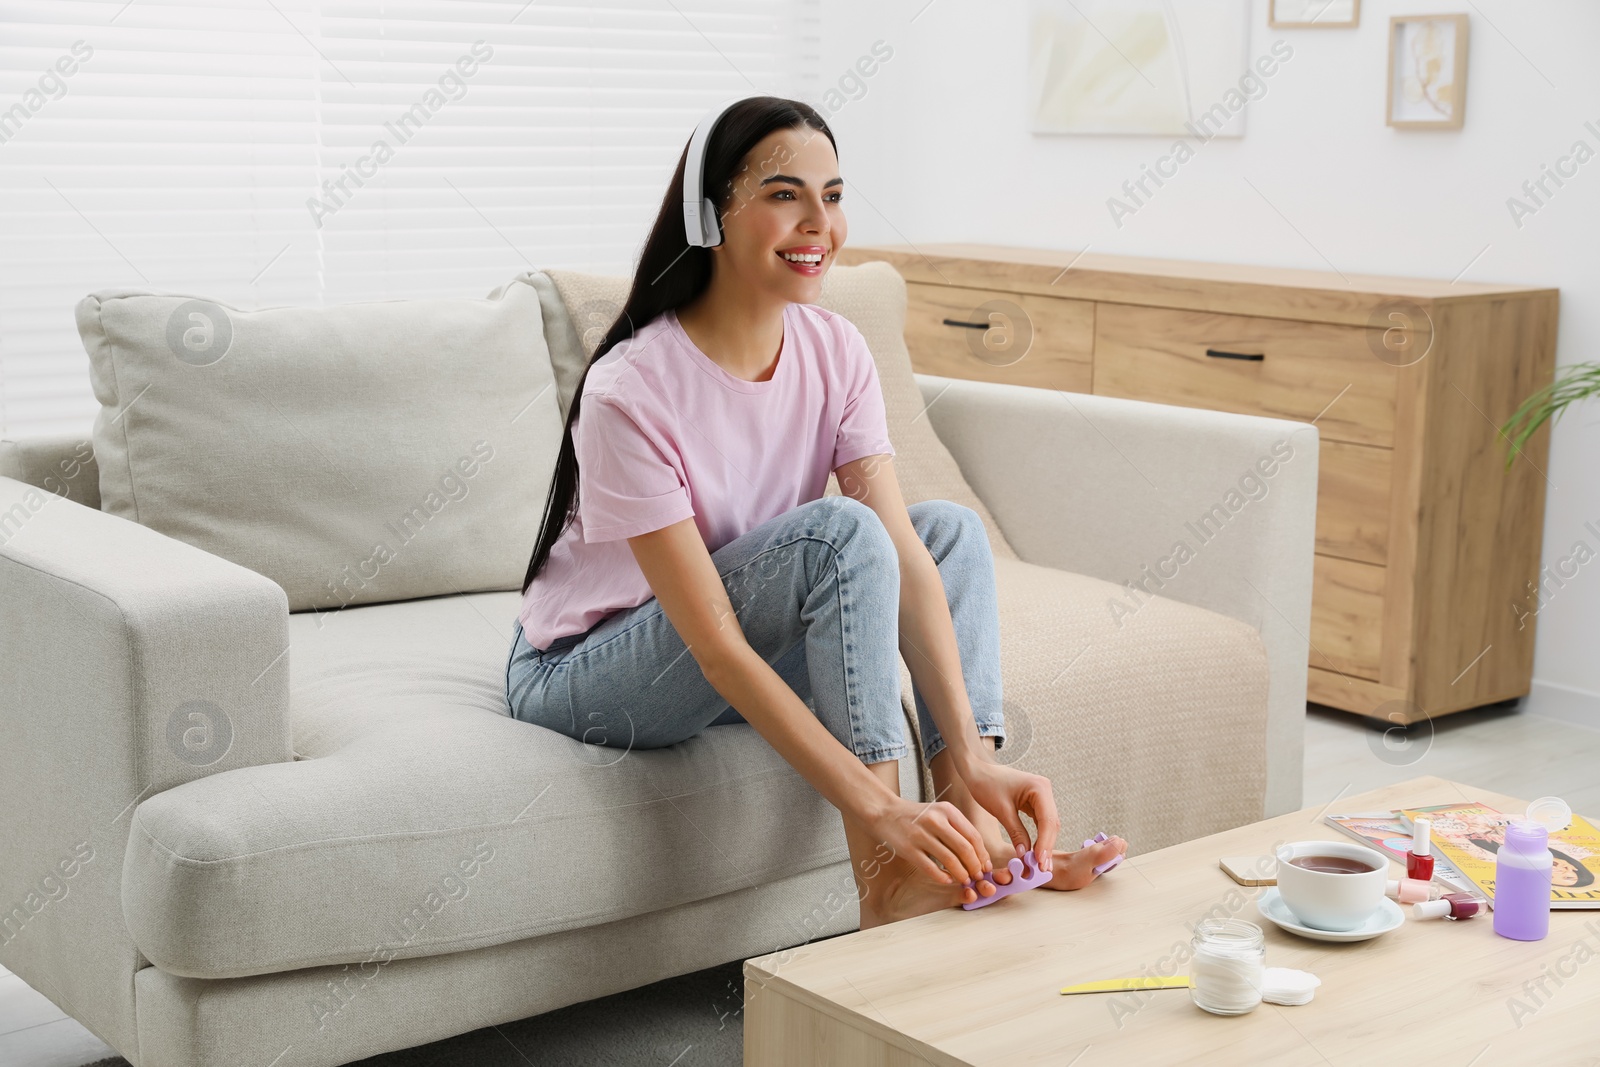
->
<box><xmin>818</xmin><ymin>0</ymin><xmax>1600</xmax><ymax>728</ymax></box>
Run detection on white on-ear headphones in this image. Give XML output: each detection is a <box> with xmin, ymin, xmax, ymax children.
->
<box><xmin>683</xmin><ymin>94</ymin><xmax>755</xmax><ymax>248</ymax></box>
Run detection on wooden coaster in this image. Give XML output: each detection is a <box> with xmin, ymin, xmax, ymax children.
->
<box><xmin>1219</xmin><ymin>855</ymin><xmax>1277</xmax><ymax>885</ymax></box>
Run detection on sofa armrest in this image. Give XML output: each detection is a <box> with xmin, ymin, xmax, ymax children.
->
<box><xmin>0</xmin><ymin>475</ymin><xmax>291</xmax><ymax>1048</ymax></box>
<box><xmin>915</xmin><ymin>374</ymin><xmax>1317</xmax><ymax>818</ymax></box>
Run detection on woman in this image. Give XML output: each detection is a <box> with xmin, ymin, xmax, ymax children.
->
<box><xmin>507</xmin><ymin>95</ymin><xmax>1126</xmax><ymax>928</ymax></box>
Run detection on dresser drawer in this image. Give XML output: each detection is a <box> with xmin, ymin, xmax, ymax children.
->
<box><xmin>1094</xmin><ymin>304</ymin><xmax>1399</xmax><ymax>447</ymax></box>
<box><xmin>1310</xmin><ymin>555</ymin><xmax>1387</xmax><ymax>681</ymax></box>
<box><xmin>905</xmin><ymin>282</ymin><xmax>1093</xmax><ymax>391</ymax></box>
<box><xmin>1318</xmin><ymin>440</ymin><xmax>1392</xmax><ymax>565</ymax></box>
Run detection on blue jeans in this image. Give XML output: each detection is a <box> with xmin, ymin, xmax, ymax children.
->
<box><xmin>505</xmin><ymin>496</ymin><xmax>1005</xmax><ymax>766</ymax></box>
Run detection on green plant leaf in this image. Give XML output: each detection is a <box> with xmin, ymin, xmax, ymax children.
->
<box><xmin>1499</xmin><ymin>361</ymin><xmax>1600</xmax><ymax>470</ymax></box>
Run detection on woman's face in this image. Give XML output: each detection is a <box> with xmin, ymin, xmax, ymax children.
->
<box><xmin>712</xmin><ymin>125</ymin><xmax>846</xmax><ymax>303</ymax></box>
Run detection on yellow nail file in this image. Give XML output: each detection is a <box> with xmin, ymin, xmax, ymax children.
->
<box><xmin>1059</xmin><ymin>975</ymin><xmax>1191</xmax><ymax>995</ymax></box>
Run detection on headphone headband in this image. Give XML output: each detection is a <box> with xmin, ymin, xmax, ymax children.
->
<box><xmin>683</xmin><ymin>94</ymin><xmax>754</xmax><ymax>248</ymax></box>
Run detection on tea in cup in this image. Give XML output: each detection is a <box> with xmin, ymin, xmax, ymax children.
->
<box><xmin>1273</xmin><ymin>841</ymin><xmax>1389</xmax><ymax>931</ymax></box>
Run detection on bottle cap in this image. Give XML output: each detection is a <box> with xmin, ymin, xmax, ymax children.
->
<box><xmin>1525</xmin><ymin>796</ymin><xmax>1571</xmax><ymax>833</ymax></box>
<box><xmin>1412</xmin><ymin>817</ymin><xmax>1431</xmax><ymax>854</ymax></box>
<box><xmin>1413</xmin><ymin>899</ymin><xmax>1452</xmax><ymax>920</ymax></box>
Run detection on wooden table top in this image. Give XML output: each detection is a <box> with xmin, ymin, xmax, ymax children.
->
<box><xmin>744</xmin><ymin>776</ymin><xmax>1600</xmax><ymax>1065</ymax></box>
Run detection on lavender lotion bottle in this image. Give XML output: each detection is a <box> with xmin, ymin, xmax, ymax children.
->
<box><xmin>1492</xmin><ymin>796</ymin><xmax>1569</xmax><ymax>942</ymax></box>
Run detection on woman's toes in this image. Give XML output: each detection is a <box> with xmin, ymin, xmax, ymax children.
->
<box><xmin>1085</xmin><ymin>837</ymin><xmax>1125</xmax><ymax>871</ymax></box>
<box><xmin>953</xmin><ymin>870</ymin><xmax>992</xmax><ymax>895</ymax></box>
<box><xmin>1031</xmin><ymin>838</ymin><xmax>1125</xmax><ymax>891</ymax></box>
<box><xmin>1100</xmin><ymin>837</ymin><xmax>1128</xmax><ymax>865</ymax></box>
<box><xmin>985</xmin><ymin>843</ymin><xmax>1018</xmax><ymax>884</ymax></box>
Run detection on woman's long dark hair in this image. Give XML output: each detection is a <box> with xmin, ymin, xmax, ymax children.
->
<box><xmin>521</xmin><ymin>96</ymin><xmax>837</xmax><ymax>596</ymax></box>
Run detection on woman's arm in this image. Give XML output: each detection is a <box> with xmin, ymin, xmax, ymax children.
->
<box><xmin>625</xmin><ymin>516</ymin><xmax>989</xmax><ymax>886</ymax></box>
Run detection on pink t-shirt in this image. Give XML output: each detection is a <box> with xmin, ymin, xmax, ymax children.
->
<box><xmin>517</xmin><ymin>301</ymin><xmax>896</xmax><ymax>650</ymax></box>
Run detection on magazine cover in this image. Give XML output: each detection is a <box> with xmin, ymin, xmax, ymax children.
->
<box><xmin>1322</xmin><ymin>811</ymin><xmax>1473</xmax><ymax>894</ymax></box>
<box><xmin>1398</xmin><ymin>802</ymin><xmax>1600</xmax><ymax>910</ymax></box>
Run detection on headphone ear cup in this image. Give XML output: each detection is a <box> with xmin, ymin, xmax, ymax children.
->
<box><xmin>683</xmin><ymin>94</ymin><xmax>747</xmax><ymax>246</ymax></box>
<box><xmin>701</xmin><ymin>196</ymin><xmax>722</xmax><ymax>247</ymax></box>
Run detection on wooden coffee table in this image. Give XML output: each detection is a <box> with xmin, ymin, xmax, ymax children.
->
<box><xmin>745</xmin><ymin>776</ymin><xmax>1600</xmax><ymax>1064</ymax></box>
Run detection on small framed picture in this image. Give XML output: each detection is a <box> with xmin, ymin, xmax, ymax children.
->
<box><xmin>1269</xmin><ymin>0</ymin><xmax>1359</xmax><ymax>28</ymax></box>
<box><xmin>1387</xmin><ymin>14</ymin><xmax>1470</xmax><ymax>130</ymax></box>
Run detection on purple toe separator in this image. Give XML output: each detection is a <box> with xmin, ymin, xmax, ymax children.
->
<box><xmin>959</xmin><ymin>850</ymin><xmax>1051</xmax><ymax>910</ymax></box>
<box><xmin>1086</xmin><ymin>830</ymin><xmax>1124</xmax><ymax>874</ymax></box>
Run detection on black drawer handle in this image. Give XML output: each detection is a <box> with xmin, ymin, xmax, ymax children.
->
<box><xmin>1205</xmin><ymin>347</ymin><xmax>1265</xmax><ymax>361</ymax></box>
<box><xmin>941</xmin><ymin>317</ymin><xmax>991</xmax><ymax>330</ymax></box>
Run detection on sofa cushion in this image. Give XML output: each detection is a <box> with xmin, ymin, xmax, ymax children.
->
<box><xmin>120</xmin><ymin>590</ymin><xmax>920</xmax><ymax>980</ymax></box>
<box><xmin>536</xmin><ymin>263</ymin><xmax>1019</xmax><ymax>560</ymax></box>
<box><xmin>984</xmin><ymin>554</ymin><xmax>1271</xmax><ymax>853</ymax></box>
<box><xmin>75</xmin><ymin>278</ymin><xmax>563</xmax><ymax>613</ymax></box>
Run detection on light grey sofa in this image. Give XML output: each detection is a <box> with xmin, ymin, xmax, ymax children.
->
<box><xmin>0</xmin><ymin>261</ymin><xmax>1316</xmax><ymax>1066</ymax></box>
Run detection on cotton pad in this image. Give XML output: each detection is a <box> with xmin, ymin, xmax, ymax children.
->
<box><xmin>1261</xmin><ymin>967</ymin><xmax>1321</xmax><ymax>1005</ymax></box>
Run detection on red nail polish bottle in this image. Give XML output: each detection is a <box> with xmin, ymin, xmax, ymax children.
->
<box><xmin>1406</xmin><ymin>817</ymin><xmax>1434</xmax><ymax>881</ymax></box>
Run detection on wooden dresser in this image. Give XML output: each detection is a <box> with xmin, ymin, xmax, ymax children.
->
<box><xmin>837</xmin><ymin>243</ymin><xmax>1560</xmax><ymax>724</ymax></box>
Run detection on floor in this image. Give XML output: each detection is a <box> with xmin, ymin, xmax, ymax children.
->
<box><xmin>5</xmin><ymin>700</ymin><xmax>1598</xmax><ymax>1067</ymax></box>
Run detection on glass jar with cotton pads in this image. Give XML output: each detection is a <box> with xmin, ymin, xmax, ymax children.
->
<box><xmin>1189</xmin><ymin>918</ymin><xmax>1265</xmax><ymax>1015</ymax></box>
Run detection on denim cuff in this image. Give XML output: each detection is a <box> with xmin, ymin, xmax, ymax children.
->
<box><xmin>923</xmin><ymin>723</ymin><xmax>1005</xmax><ymax>765</ymax></box>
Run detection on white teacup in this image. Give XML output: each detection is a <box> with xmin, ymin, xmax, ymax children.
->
<box><xmin>1273</xmin><ymin>841</ymin><xmax>1389</xmax><ymax>932</ymax></box>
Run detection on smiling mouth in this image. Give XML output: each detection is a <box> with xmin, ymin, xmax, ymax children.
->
<box><xmin>776</xmin><ymin>249</ymin><xmax>828</xmax><ymax>272</ymax></box>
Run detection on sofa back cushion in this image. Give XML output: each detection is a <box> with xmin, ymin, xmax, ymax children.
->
<box><xmin>76</xmin><ymin>278</ymin><xmax>564</xmax><ymax>613</ymax></box>
<box><xmin>537</xmin><ymin>261</ymin><xmax>1018</xmax><ymax>560</ymax></box>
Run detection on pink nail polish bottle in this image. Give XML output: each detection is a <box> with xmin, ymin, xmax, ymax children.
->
<box><xmin>1385</xmin><ymin>877</ymin><xmax>1438</xmax><ymax>904</ymax></box>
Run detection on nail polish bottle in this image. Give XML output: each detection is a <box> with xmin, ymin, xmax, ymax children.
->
<box><xmin>1385</xmin><ymin>877</ymin><xmax>1438</xmax><ymax>904</ymax></box>
<box><xmin>1412</xmin><ymin>892</ymin><xmax>1487</xmax><ymax>921</ymax></box>
<box><xmin>1406</xmin><ymin>817</ymin><xmax>1434</xmax><ymax>881</ymax></box>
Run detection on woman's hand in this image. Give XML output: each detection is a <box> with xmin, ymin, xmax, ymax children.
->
<box><xmin>956</xmin><ymin>759</ymin><xmax>1060</xmax><ymax>873</ymax></box>
<box><xmin>860</xmin><ymin>794</ymin><xmax>994</xmax><ymax>887</ymax></box>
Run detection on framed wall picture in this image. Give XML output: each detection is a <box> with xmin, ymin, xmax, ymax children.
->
<box><xmin>1269</xmin><ymin>0</ymin><xmax>1359</xmax><ymax>28</ymax></box>
<box><xmin>1029</xmin><ymin>0</ymin><xmax>1253</xmax><ymax>137</ymax></box>
<box><xmin>1387</xmin><ymin>14</ymin><xmax>1470</xmax><ymax>129</ymax></box>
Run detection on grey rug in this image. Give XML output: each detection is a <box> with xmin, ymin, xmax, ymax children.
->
<box><xmin>85</xmin><ymin>954</ymin><xmax>757</xmax><ymax>1066</ymax></box>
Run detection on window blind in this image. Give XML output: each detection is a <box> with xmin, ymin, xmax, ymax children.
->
<box><xmin>0</xmin><ymin>0</ymin><xmax>820</xmax><ymax>439</ymax></box>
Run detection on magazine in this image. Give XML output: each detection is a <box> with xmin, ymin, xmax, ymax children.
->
<box><xmin>1322</xmin><ymin>811</ymin><xmax>1474</xmax><ymax>895</ymax></box>
<box><xmin>1397</xmin><ymin>802</ymin><xmax>1600</xmax><ymax>910</ymax></box>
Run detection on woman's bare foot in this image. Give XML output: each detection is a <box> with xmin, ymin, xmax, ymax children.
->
<box><xmin>859</xmin><ymin>834</ymin><xmax>1128</xmax><ymax>926</ymax></box>
<box><xmin>1034</xmin><ymin>835</ymin><xmax>1127</xmax><ymax>891</ymax></box>
<box><xmin>955</xmin><ymin>790</ymin><xmax>1127</xmax><ymax>893</ymax></box>
<box><xmin>859</xmin><ymin>851</ymin><xmax>999</xmax><ymax>929</ymax></box>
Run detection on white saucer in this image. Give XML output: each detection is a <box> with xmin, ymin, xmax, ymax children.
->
<box><xmin>1256</xmin><ymin>887</ymin><xmax>1404</xmax><ymax>942</ymax></box>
